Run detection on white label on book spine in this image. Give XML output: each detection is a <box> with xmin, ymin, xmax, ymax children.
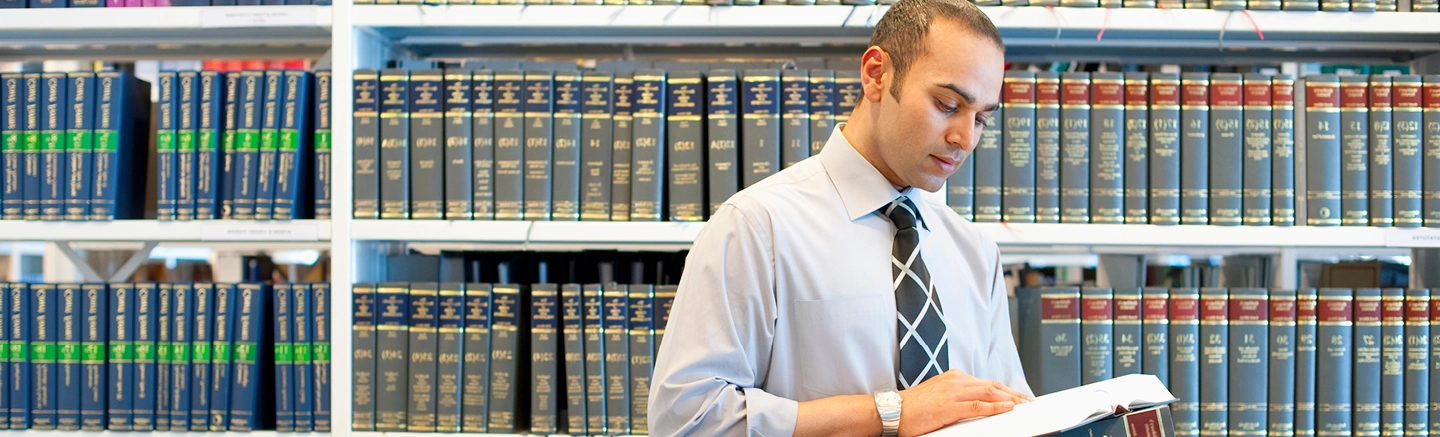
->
<box><xmin>201</xmin><ymin>222</ymin><xmax>320</xmax><ymax>241</ymax></box>
<box><xmin>200</xmin><ymin>7</ymin><xmax>319</xmax><ymax>28</ymax></box>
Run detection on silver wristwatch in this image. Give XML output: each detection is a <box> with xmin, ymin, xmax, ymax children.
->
<box><xmin>874</xmin><ymin>389</ymin><xmax>902</xmax><ymax>437</ymax></box>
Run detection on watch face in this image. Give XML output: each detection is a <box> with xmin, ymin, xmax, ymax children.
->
<box><xmin>877</xmin><ymin>391</ymin><xmax>902</xmax><ymax>407</ymax></box>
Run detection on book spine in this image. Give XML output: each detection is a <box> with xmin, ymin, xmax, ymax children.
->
<box><xmin>1003</xmin><ymin>71</ymin><xmax>1038</xmax><ymax>223</ymax></box>
<box><xmin>1210</xmin><ymin>73</ymin><xmax>1244</xmax><ymax>226</ymax></box>
<box><xmin>170</xmin><ymin>284</ymin><xmax>194</xmax><ymax>430</ymax></box>
<box><xmin>974</xmin><ymin>89</ymin><xmax>1003</xmax><ymax>223</ymax></box>
<box><xmin>314</xmin><ymin>71</ymin><xmax>332</xmax><ymax>219</ymax></box>
<box><xmin>1199</xmin><ymin>287</ymin><xmax>1229</xmax><ymax>437</ymax></box>
<box><xmin>106</xmin><ymin>283</ymin><xmax>130</xmax><ymax>430</ymax></box>
<box><xmin>1124</xmin><ymin>72</ymin><xmax>1149</xmax><ymax>224</ymax></box>
<box><xmin>1393</xmin><ymin>76</ymin><xmax>1424</xmax><ymax>227</ymax></box>
<box><xmin>630</xmin><ymin>70</ymin><xmax>666</xmax><ymax>221</ymax></box>
<box><xmin>493</xmin><ymin>71</ymin><xmax>525</xmax><ymax>220</ymax></box>
<box><xmin>1381</xmin><ymin>289</ymin><xmax>1405</xmax><ymax>437</ymax></box>
<box><xmin>780</xmin><ymin>70</ymin><xmax>810</xmax><ymax>169</ymax></box>
<box><xmin>1113</xmin><ymin>288</ymin><xmax>1142</xmax><ymax>376</ymax></box>
<box><xmin>56</xmin><ymin>285</ymin><xmax>79</xmax><ymax>430</ymax></box>
<box><xmin>155</xmin><ymin>284</ymin><xmax>171</xmax><ymax>431</ymax></box>
<box><xmin>487</xmin><ymin>285</ymin><xmax>521</xmax><ymax>432</ymax></box>
<box><xmin>1340</xmin><ymin>76</ymin><xmax>1372</xmax><ymax>226</ymax></box>
<box><xmin>604</xmin><ymin>285</ymin><xmax>631</xmax><ymax>433</ymax></box>
<box><xmin>667</xmin><ymin>71</ymin><xmax>705</xmax><ymax>222</ymax></box>
<box><xmin>443</xmin><ymin>69</ymin><xmax>474</xmax><ymax>220</ymax></box>
<box><xmin>469</xmin><ymin>71</ymin><xmax>496</xmax><ymax>220</ymax></box>
<box><xmin>65</xmin><ymin>73</ymin><xmax>94</xmax><ymax>221</ymax></box>
<box><xmin>350</xmin><ymin>284</ymin><xmax>377</xmax><ymax>431</ymax></box>
<box><xmin>562</xmin><ymin>285</ymin><xmax>586</xmax><ymax>435</ymax></box>
<box><xmin>434</xmin><ymin>284</ymin><xmax>463</xmax><ymax>432</ymax></box>
<box><xmin>1416</xmin><ymin>0</ymin><xmax>1440</xmax><ymax>11</ymax></box>
<box><xmin>1356</xmin><ymin>288</ymin><xmax>1383</xmax><ymax>437</ymax></box>
<box><xmin>379</xmin><ymin>69</ymin><xmax>411</xmax><ymax>220</ymax></box>
<box><xmin>176</xmin><ymin>72</ymin><xmax>198</xmax><ymax>221</ymax></box>
<box><xmin>628</xmin><ymin>285</ymin><xmax>655</xmax><ymax>435</ymax></box>
<box><xmin>228</xmin><ymin>283</ymin><xmax>267</xmax><ymax>431</ymax></box>
<box><xmin>7</xmin><ymin>284</ymin><xmax>27</xmax><ymax>429</ymax></box>
<box><xmin>583</xmin><ymin>285</ymin><xmax>606</xmax><ymax>433</ymax></box>
<box><xmin>1150</xmin><ymin>73</ymin><xmax>1183</xmax><ymax>225</ymax></box>
<box><xmin>409</xmin><ymin>69</ymin><xmax>444</xmax><ymax>220</ymax></box>
<box><xmin>30</xmin><ymin>284</ymin><xmax>57</xmax><ymax>429</ymax></box>
<box><xmin>312</xmin><ymin>283</ymin><xmax>332</xmax><ymax>431</ymax></box>
<box><xmin>38</xmin><ymin>73</ymin><xmax>66</xmax><ymax>222</ymax></box>
<box><xmin>1060</xmin><ymin>73</ymin><xmax>1091</xmax><ymax>224</ymax></box>
<box><xmin>155</xmin><ymin>73</ymin><xmax>178</xmax><ymax>221</ymax></box>
<box><xmin>1426</xmin><ymin>77</ymin><xmax>1440</xmax><ymax>227</ymax></box>
<box><xmin>277</xmin><ymin>72</ymin><xmax>313</xmax><ymax>220</ymax></box>
<box><xmin>293</xmin><ymin>284</ymin><xmax>314</xmax><ymax>431</ymax></box>
<box><xmin>22</xmin><ymin>74</ymin><xmax>39</xmax><ymax>221</ymax></box>
<box><xmin>375</xmin><ymin>283</ymin><xmax>410</xmax><ymax>431</ymax></box>
<box><xmin>1307</xmin><ymin>75</ymin><xmax>1343</xmax><ymax>226</ymax></box>
<box><xmin>1142</xmin><ymin>287</ymin><xmax>1170</xmax><ymax>385</ymax></box>
<box><xmin>233</xmin><ymin>71</ymin><xmax>264</xmax><ymax>220</ymax></box>
<box><xmin>1285</xmin><ymin>0</ymin><xmax>1320</xmax><ymax>11</ymax></box>
<box><xmin>219</xmin><ymin>72</ymin><xmax>239</xmax><ymax>219</ymax></box>
<box><xmin>1242</xmin><ymin>74</ymin><xmax>1273</xmax><ymax>226</ymax></box>
<box><xmin>1016</xmin><ymin>287</ymin><xmax>1041</xmax><ymax>396</ymax></box>
<box><xmin>702</xmin><ymin>70</ymin><xmax>741</xmax><ymax>216</ymax></box>
<box><xmin>1081</xmin><ymin>287</ymin><xmax>1114</xmax><ymax>384</ymax></box>
<box><xmin>947</xmin><ymin>145</ymin><xmax>973</xmax><ymax>219</ymax></box>
<box><xmin>1181</xmin><ymin>73</ymin><xmax>1211</xmax><ymax>225</ymax></box>
<box><xmin>1090</xmin><ymin>73</ymin><xmax>1124</xmax><ymax>224</ymax></box>
<box><xmin>1369</xmin><ymin>77</ymin><xmax>1395</xmax><ymax>227</ymax></box>
<box><xmin>610</xmin><ymin>73</ymin><xmax>633</xmax><ymax>221</ymax></box>
<box><xmin>197</xmin><ymin>72</ymin><xmax>223</xmax><ymax>219</ymax></box>
<box><xmin>1171</xmin><ymin>288</ymin><xmax>1202</xmax><ymax>437</ymax></box>
<box><xmin>461</xmin><ymin>283</ymin><xmax>491</xmax><ymax>432</ymax></box>
<box><xmin>189</xmin><ymin>284</ymin><xmax>212</xmax><ymax>430</ymax></box>
<box><xmin>523</xmin><ymin>70</ymin><xmax>556</xmax><ymax>220</ymax></box>
<box><xmin>1316</xmin><ymin>288</ymin><xmax>1354</xmax><ymax>436</ymax></box>
<box><xmin>353</xmin><ymin>70</ymin><xmax>382</xmax><ymax>219</ymax></box>
<box><xmin>131</xmin><ymin>284</ymin><xmax>157</xmax><ymax>430</ymax></box>
<box><xmin>531</xmin><ymin>285</ymin><xmax>560</xmax><ymax>434</ymax></box>
<box><xmin>1039</xmin><ymin>287</ymin><xmax>1081</xmax><ymax>395</ymax></box>
<box><xmin>1409</xmin><ymin>289</ymin><xmax>1431</xmax><ymax>437</ymax></box>
<box><xmin>1273</xmin><ymin>76</ymin><xmax>1298</xmax><ymax>226</ymax></box>
<box><xmin>1228</xmin><ymin>288</ymin><xmax>1267</xmax><ymax>437</ymax></box>
<box><xmin>2</xmin><ymin>74</ymin><xmax>22</xmax><ymax>220</ymax></box>
<box><xmin>741</xmin><ymin>69</ymin><xmax>780</xmax><ymax>189</ymax></box>
<box><xmin>79</xmin><ymin>284</ymin><xmax>105</xmax><ymax>430</ymax></box>
<box><xmin>580</xmin><ymin>72</ymin><xmax>615</xmax><ymax>221</ymax></box>
<box><xmin>208</xmin><ymin>283</ymin><xmax>236</xmax><ymax>431</ymax></box>
<box><xmin>255</xmin><ymin>71</ymin><xmax>285</xmax><ymax>220</ymax></box>
<box><xmin>809</xmin><ymin>70</ymin><xmax>835</xmax><ymax>157</ymax></box>
<box><xmin>1269</xmin><ymin>289</ymin><xmax>1298</xmax><ymax>437</ymax></box>
<box><xmin>407</xmin><ymin>283</ymin><xmax>439</xmax><ymax>432</ymax></box>
<box><xmin>1296</xmin><ymin>289</ymin><xmax>1319</xmax><ymax>437</ymax></box>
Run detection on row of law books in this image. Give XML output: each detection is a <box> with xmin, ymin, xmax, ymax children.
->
<box><xmin>1015</xmin><ymin>287</ymin><xmax>1436</xmax><ymax>437</ymax></box>
<box><xmin>0</xmin><ymin>68</ymin><xmax>333</xmax><ymax>221</ymax></box>
<box><xmin>347</xmin><ymin>0</ymin><xmax>1440</xmax><ymax>11</ymax></box>
<box><xmin>0</xmin><ymin>282</ymin><xmax>332</xmax><ymax>432</ymax></box>
<box><xmin>0</xmin><ymin>0</ymin><xmax>326</xmax><ymax>7</ymax></box>
<box><xmin>351</xmin><ymin>282</ymin><xmax>673</xmax><ymax>435</ymax></box>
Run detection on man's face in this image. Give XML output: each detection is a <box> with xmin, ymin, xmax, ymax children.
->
<box><xmin>871</xmin><ymin>20</ymin><xmax>1005</xmax><ymax>192</ymax></box>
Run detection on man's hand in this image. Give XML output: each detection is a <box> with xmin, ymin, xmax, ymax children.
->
<box><xmin>896</xmin><ymin>369</ymin><xmax>1034</xmax><ymax>437</ymax></box>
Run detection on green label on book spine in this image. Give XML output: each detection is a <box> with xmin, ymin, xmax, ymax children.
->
<box><xmin>58</xmin><ymin>342</ymin><xmax>80</xmax><ymax>362</ymax></box>
<box><xmin>274</xmin><ymin>343</ymin><xmax>293</xmax><ymax>364</ymax></box>
<box><xmin>67</xmin><ymin>132</ymin><xmax>93</xmax><ymax>151</ymax></box>
<box><xmin>10</xmin><ymin>342</ymin><xmax>26</xmax><ymax>361</ymax></box>
<box><xmin>293</xmin><ymin>343</ymin><xmax>312</xmax><ymax>363</ymax></box>
<box><xmin>192</xmin><ymin>343</ymin><xmax>212</xmax><ymax>362</ymax></box>
<box><xmin>2</xmin><ymin>133</ymin><xmax>18</xmax><ymax>150</ymax></box>
<box><xmin>313</xmin><ymin>343</ymin><xmax>331</xmax><ymax>362</ymax></box>
<box><xmin>315</xmin><ymin>132</ymin><xmax>332</xmax><ymax>152</ymax></box>
<box><xmin>24</xmin><ymin>132</ymin><xmax>40</xmax><ymax>151</ymax></box>
<box><xmin>280</xmin><ymin>130</ymin><xmax>301</xmax><ymax>151</ymax></box>
<box><xmin>178</xmin><ymin>131</ymin><xmax>197</xmax><ymax>153</ymax></box>
<box><xmin>109</xmin><ymin>343</ymin><xmax>133</xmax><ymax>361</ymax></box>
<box><xmin>172</xmin><ymin>343</ymin><xmax>189</xmax><ymax>362</ymax></box>
<box><xmin>81</xmin><ymin>344</ymin><xmax>105</xmax><ymax>363</ymax></box>
<box><xmin>156</xmin><ymin>343</ymin><xmax>172</xmax><ymax>363</ymax></box>
<box><xmin>0</xmin><ymin>341</ymin><xmax>9</xmax><ymax>361</ymax></box>
<box><xmin>198</xmin><ymin>130</ymin><xmax>218</xmax><ymax>152</ymax></box>
<box><xmin>237</xmin><ymin>131</ymin><xmax>260</xmax><ymax>152</ymax></box>
<box><xmin>31</xmin><ymin>342</ymin><xmax>58</xmax><ymax>361</ymax></box>
<box><xmin>156</xmin><ymin>131</ymin><xmax>176</xmax><ymax>152</ymax></box>
<box><xmin>93</xmin><ymin>131</ymin><xmax>118</xmax><ymax>152</ymax></box>
<box><xmin>134</xmin><ymin>343</ymin><xmax>155</xmax><ymax>362</ymax></box>
<box><xmin>260</xmin><ymin>131</ymin><xmax>279</xmax><ymax>152</ymax></box>
<box><xmin>212</xmin><ymin>342</ymin><xmax>232</xmax><ymax>362</ymax></box>
<box><xmin>234</xmin><ymin>343</ymin><xmax>257</xmax><ymax>364</ymax></box>
<box><xmin>222</xmin><ymin>132</ymin><xmax>238</xmax><ymax>152</ymax></box>
<box><xmin>42</xmin><ymin>132</ymin><xmax>63</xmax><ymax>151</ymax></box>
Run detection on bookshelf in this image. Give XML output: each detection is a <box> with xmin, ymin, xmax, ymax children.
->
<box><xmin>0</xmin><ymin>219</ymin><xmax>333</xmax><ymax>243</ymax></box>
<box><xmin>0</xmin><ymin>5</ymin><xmax>332</xmax><ymax>60</ymax></box>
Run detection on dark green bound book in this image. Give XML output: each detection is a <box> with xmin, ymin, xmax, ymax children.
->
<box><xmin>1392</xmin><ymin>76</ymin><xmax>1423</xmax><ymax>228</ymax></box>
<box><xmin>1242</xmin><ymin>73</ymin><xmax>1273</xmax><ymax>226</ymax></box>
<box><xmin>1089</xmin><ymin>73</ymin><xmax>1124</xmax><ymax>224</ymax></box>
<box><xmin>1272</xmin><ymin>76</ymin><xmax>1298</xmax><ymax>226</ymax></box>
<box><xmin>630</xmin><ymin>70</ymin><xmax>666</xmax><ymax>222</ymax></box>
<box><xmin>493</xmin><ymin>70</ymin><xmax>526</xmax><ymax>220</ymax></box>
<box><xmin>1113</xmin><ymin>288</ymin><xmax>1141</xmax><ymax>377</ymax></box>
<box><xmin>1080</xmin><ymin>287</ymin><xmax>1113</xmax><ymax>384</ymax></box>
<box><xmin>350</xmin><ymin>284</ymin><xmax>377</xmax><ymax>431</ymax></box>
<box><xmin>580</xmin><ymin>72</ymin><xmax>614</xmax><ymax>221</ymax></box>
<box><xmin>378</xmin><ymin>69</ymin><xmax>411</xmax><ymax>220</ymax></box>
<box><xmin>1149</xmin><ymin>73</ymin><xmax>1182</xmax><ymax>226</ymax></box>
<box><xmin>530</xmin><ymin>285</ymin><xmax>560</xmax><ymax>434</ymax></box>
<box><xmin>1268</xmin><ymin>289</ymin><xmax>1297</xmax><ymax>437</ymax></box>
<box><xmin>583</xmin><ymin>284</ymin><xmax>607</xmax><ymax>433</ymax></box>
<box><xmin>1381</xmin><ymin>288</ymin><xmax>1405</xmax><ymax>437</ymax></box>
<box><xmin>552</xmin><ymin>71</ymin><xmax>584</xmax><ymax>221</ymax></box>
<box><xmin>1209</xmin><ymin>73</ymin><xmax>1244</xmax><ymax>226</ymax></box>
<box><xmin>374</xmin><ymin>283</ymin><xmax>410</xmax><ymax>431</ymax></box>
<box><xmin>407</xmin><ymin>283</ymin><xmax>439</xmax><ymax>431</ymax></box>
<box><xmin>1340</xmin><ymin>76</ymin><xmax>1371</xmax><ymax>227</ymax></box>
<box><xmin>1170</xmin><ymin>289</ymin><xmax>1201</xmax><ymax>437</ymax></box>
<box><xmin>1306</xmin><ymin>75</ymin><xmax>1342</xmax><ymax>226</ymax></box>
<box><xmin>1369</xmin><ymin>76</ymin><xmax>1394</xmax><ymax>227</ymax></box>
<box><xmin>1003</xmin><ymin>71</ymin><xmax>1037</xmax><ymax>223</ymax></box>
<box><xmin>780</xmin><ymin>70</ymin><xmax>810</xmax><ymax>169</ymax></box>
<box><xmin>409</xmin><ymin>69</ymin><xmax>444</xmax><ymax>220</ymax></box>
<box><xmin>1059</xmin><ymin>73</ymin><xmax>1090</xmax><ymax>224</ymax></box>
<box><xmin>472</xmin><ymin>70</ymin><xmax>496</xmax><ymax>219</ymax></box>
<box><xmin>741</xmin><ymin>69</ymin><xmax>780</xmax><ymax>189</ymax></box>
<box><xmin>443</xmin><ymin>69</ymin><xmax>474</xmax><ymax>220</ymax></box>
<box><xmin>436</xmin><ymin>284</ymin><xmax>464</xmax><ymax>432</ymax></box>
<box><xmin>1355</xmin><ymin>288</ymin><xmax>1382</xmax><ymax>437</ymax></box>
<box><xmin>706</xmin><ymin>70</ymin><xmax>740</xmax><ymax>215</ymax></box>
<box><xmin>603</xmin><ymin>284</ymin><xmax>631</xmax><ymax>433</ymax></box>
<box><xmin>1199</xmin><ymin>287</ymin><xmax>1229</xmax><ymax>437</ymax></box>
<box><xmin>561</xmin><ymin>285</ymin><xmax>587</xmax><ymax>435</ymax></box>
<box><xmin>1227</xmin><ymin>288</ymin><xmax>1267</xmax><ymax>436</ymax></box>
<box><xmin>610</xmin><ymin>73</ymin><xmax>634</xmax><ymax>221</ymax></box>
<box><xmin>1036</xmin><ymin>72</ymin><xmax>1062</xmax><ymax>223</ymax></box>
<box><xmin>1123</xmin><ymin>73</ymin><xmax>1149</xmax><ymax>224</ymax></box>
<box><xmin>1180</xmin><ymin>73</ymin><xmax>1210</xmax><ymax>225</ymax></box>
<box><xmin>628</xmin><ymin>284</ymin><xmax>655</xmax><ymax>435</ymax></box>
<box><xmin>667</xmin><ymin>71</ymin><xmax>705</xmax><ymax>222</ymax></box>
<box><xmin>487</xmin><ymin>284</ymin><xmax>522</xmax><ymax>432</ymax></box>
<box><xmin>353</xmin><ymin>70</ymin><xmax>382</xmax><ymax>219</ymax></box>
<box><xmin>461</xmin><ymin>283</ymin><xmax>492</xmax><ymax>433</ymax></box>
<box><xmin>522</xmin><ymin>70</ymin><xmax>555</xmax><ymax>220</ymax></box>
<box><xmin>1315</xmin><ymin>288</ymin><xmax>1354</xmax><ymax>436</ymax></box>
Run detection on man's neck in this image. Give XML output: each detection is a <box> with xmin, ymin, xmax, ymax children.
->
<box><xmin>840</xmin><ymin>113</ymin><xmax>908</xmax><ymax>193</ymax></box>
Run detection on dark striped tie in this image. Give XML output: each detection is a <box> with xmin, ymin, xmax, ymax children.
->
<box><xmin>882</xmin><ymin>196</ymin><xmax>950</xmax><ymax>389</ymax></box>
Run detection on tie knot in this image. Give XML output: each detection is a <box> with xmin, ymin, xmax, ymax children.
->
<box><xmin>882</xmin><ymin>196</ymin><xmax>921</xmax><ymax>231</ymax></box>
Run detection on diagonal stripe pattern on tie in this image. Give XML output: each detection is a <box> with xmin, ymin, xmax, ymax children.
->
<box><xmin>881</xmin><ymin>196</ymin><xmax>950</xmax><ymax>389</ymax></box>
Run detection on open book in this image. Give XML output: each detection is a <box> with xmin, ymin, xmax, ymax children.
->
<box><xmin>921</xmin><ymin>374</ymin><xmax>1178</xmax><ymax>436</ymax></box>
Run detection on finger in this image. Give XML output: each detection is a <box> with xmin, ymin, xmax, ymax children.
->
<box><xmin>985</xmin><ymin>380</ymin><xmax>1033</xmax><ymax>403</ymax></box>
<box><xmin>952</xmin><ymin>383</ymin><xmax>1017</xmax><ymax>404</ymax></box>
<box><xmin>956</xmin><ymin>400</ymin><xmax>1016</xmax><ymax>419</ymax></box>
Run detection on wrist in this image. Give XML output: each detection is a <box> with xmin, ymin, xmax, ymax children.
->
<box><xmin>874</xmin><ymin>389</ymin><xmax>902</xmax><ymax>437</ymax></box>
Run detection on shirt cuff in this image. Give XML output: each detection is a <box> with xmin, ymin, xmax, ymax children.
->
<box><xmin>744</xmin><ymin>386</ymin><xmax>800</xmax><ymax>437</ymax></box>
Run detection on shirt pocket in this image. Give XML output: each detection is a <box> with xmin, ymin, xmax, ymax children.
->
<box><xmin>792</xmin><ymin>293</ymin><xmax>894</xmax><ymax>397</ymax></box>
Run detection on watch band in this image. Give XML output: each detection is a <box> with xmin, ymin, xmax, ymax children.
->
<box><xmin>874</xmin><ymin>389</ymin><xmax>901</xmax><ymax>437</ymax></box>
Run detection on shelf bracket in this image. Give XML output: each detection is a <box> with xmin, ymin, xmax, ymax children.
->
<box><xmin>51</xmin><ymin>241</ymin><xmax>159</xmax><ymax>283</ymax></box>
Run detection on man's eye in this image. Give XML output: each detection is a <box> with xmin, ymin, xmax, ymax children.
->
<box><xmin>937</xmin><ymin>100</ymin><xmax>958</xmax><ymax>114</ymax></box>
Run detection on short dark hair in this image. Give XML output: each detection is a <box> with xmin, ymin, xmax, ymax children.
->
<box><xmin>869</xmin><ymin>0</ymin><xmax>1004</xmax><ymax>98</ymax></box>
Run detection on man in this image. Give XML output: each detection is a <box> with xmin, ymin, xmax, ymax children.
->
<box><xmin>648</xmin><ymin>0</ymin><xmax>1032</xmax><ymax>436</ymax></box>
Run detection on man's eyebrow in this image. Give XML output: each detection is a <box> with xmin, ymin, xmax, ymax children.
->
<box><xmin>937</xmin><ymin>82</ymin><xmax>1000</xmax><ymax>113</ymax></box>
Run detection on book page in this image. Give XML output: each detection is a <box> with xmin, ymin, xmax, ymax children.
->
<box><xmin>921</xmin><ymin>374</ymin><xmax>1177</xmax><ymax>437</ymax></box>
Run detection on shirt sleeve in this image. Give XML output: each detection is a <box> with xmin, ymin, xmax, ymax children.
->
<box><xmin>647</xmin><ymin>203</ymin><xmax>799</xmax><ymax>437</ymax></box>
<box><xmin>984</xmin><ymin>245</ymin><xmax>1036</xmax><ymax>398</ymax></box>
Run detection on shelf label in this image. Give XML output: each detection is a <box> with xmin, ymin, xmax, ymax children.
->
<box><xmin>1386</xmin><ymin>228</ymin><xmax>1440</xmax><ymax>248</ymax></box>
<box><xmin>201</xmin><ymin>7</ymin><xmax>318</xmax><ymax>28</ymax></box>
<box><xmin>201</xmin><ymin>222</ymin><xmax>321</xmax><ymax>241</ymax></box>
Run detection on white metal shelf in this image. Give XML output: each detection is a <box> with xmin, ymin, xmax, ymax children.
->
<box><xmin>353</xmin><ymin>433</ymin><xmax>646</xmax><ymax>437</ymax></box>
<box><xmin>0</xmin><ymin>219</ymin><xmax>332</xmax><ymax>243</ymax></box>
<box><xmin>0</xmin><ymin>6</ymin><xmax>333</xmax><ymax>60</ymax></box>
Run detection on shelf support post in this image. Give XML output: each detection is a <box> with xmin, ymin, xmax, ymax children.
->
<box><xmin>1096</xmin><ymin>254</ymin><xmax>1145</xmax><ymax>289</ymax></box>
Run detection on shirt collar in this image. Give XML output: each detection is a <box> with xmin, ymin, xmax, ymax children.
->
<box><xmin>819</xmin><ymin>123</ymin><xmax>929</xmax><ymax>230</ymax></box>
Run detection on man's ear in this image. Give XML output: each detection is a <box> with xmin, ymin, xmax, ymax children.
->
<box><xmin>860</xmin><ymin>46</ymin><xmax>889</xmax><ymax>103</ymax></box>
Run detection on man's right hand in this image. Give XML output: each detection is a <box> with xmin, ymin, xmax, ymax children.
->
<box><xmin>896</xmin><ymin>369</ymin><xmax>1034</xmax><ymax>437</ymax></box>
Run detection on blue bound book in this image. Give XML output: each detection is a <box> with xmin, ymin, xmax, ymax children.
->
<box><xmin>1180</xmin><ymin>74</ymin><xmax>1210</xmax><ymax>225</ymax></box>
<box><xmin>176</xmin><ymin>72</ymin><xmax>199</xmax><ymax>220</ymax></box>
<box><xmin>156</xmin><ymin>72</ymin><xmax>178</xmax><ymax>221</ymax></box>
<box><xmin>38</xmin><ymin>73</ymin><xmax>67</xmax><ymax>222</ymax></box>
<box><xmin>155</xmin><ymin>284</ymin><xmax>171</xmax><ymax>430</ymax></box>
<box><xmin>107</xmin><ymin>283</ymin><xmax>134</xmax><ymax>430</ymax></box>
<box><xmin>1296</xmin><ymin>289</ymin><xmax>1318</xmax><ymax>437</ymax></box>
<box><xmin>1355</xmin><ymin>288</ymin><xmax>1382</xmax><ymax>437</ymax></box>
<box><xmin>1340</xmin><ymin>76</ymin><xmax>1370</xmax><ymax>226</ymax></box>
<box><xmin>1408</xmin><ymin>289</ymin><xmax>1431</xmax><ymax>437</ymax></box>
<box><xmin>472</xmin><ymin>70</ymin><xmax>496</xmax><ymax>220</ymax></box>
<box><xmin>313</xmin><ymin>71</ymin><xmax>333</xmax><ymax>220</ymax></box>
<box><xmin>352</xmin><ymin>70</ymin><xmax>381</xmax><ymax>219</ymax></box>
<box><xmin>740</xmin><ymin>70</ymin><xmax>780</xmax><ymax>189</ymax></box>
<box><xmin>1393</xmin><ymin>76</ymin><xmax>1424</xmax><ymax>227</ymax></box>
<box><xmin>220</xmin><ymin>72</ymin><xmax>241</xmax><ymax>218</ymax></box>
<box><xmin>1038</xmin><ymin>287</ymin><xmax>1081</xmax><ymax>395</ymax></box>
<box><xmin>189</xmin><ymin>283</ymin><xmax>214</xmax><ymax>430</ymax></box>
<box><xmin>31</xmin><ymin>283</ymin><xmax>58</xmax><ymax>430</ymax></box>
<box><xmin>64</xmin><ymin>72</ymin><xmax>95</xmax><ymax>221</ymax></box>
<box><xmin>603</xmin><ymin>284</ymin><xmax>631</xmax><ymax>433</ymax></box>
<box><xmin>1306</xmin><ymin>76</ymin><xmax>1342</xmax><ymax>226</ymax></box>
<box><xmin>312</xmin><ymin>283</ymin><xmax>331</xmax><ymax>431</ymax></box>
<box><xmin>92</xmin><ymin>72</ymin><xmax>150</xmax><ymax>221</ymax></box>
<box><xmin>378</xmin><ymin>69</ymin><xmax>411</xmax><ymax>220</ymax></box>
<box><xmin>1003</xmin><ymin>71</ymin><xmax>1037</xmax><ymax>223</ymax></box>
<box><xmin>169</xmin><ymin>283</ymin><xmax>194</xmax><ymax>430</ymax></box>
<box><xmin>197</xmin><ymin>72</ymin><xmax>224</xmax><ymax>219</ymax></box>
<box><xmin>292</xmin><ymin>283</ymin><xmax>315</xmax><ymax>431</ymax></box>
<box><xmin>275</xmin><ymin>71</ymin><xmax>314</xmax><ymax>220</ymax></box>
<box><xmin>1272</xmin><ymin>76</ymin><xmax>1298</xmax><ymax>226</ymax></box>
<box><xmin>1315</xmin><ymin>288</ymin><xmax>1354</xmax><ymax>436</ymax></box>
<box><xmin>7</xmin><ymin>283</ymin><xmax>28</xmax><ymax>429</ymax></box>
<box><xmin>461</xmin><ymin>283</ymin><xmax>491</xmax><ymax>432</ymax></box>
<box><xmin>779</xmin><ymin>70</ymin><xmax>810</xmax><ymax>169</ymax></box>
<box><xmin>228</xmin><ymin>283</ymin><xmax>268</xmax><ymax>431</ymax></box>
<box><xmin>208</xmin><ymin>283</ymin><xmax>236</xmax><ymax>431</ymax></box>
<box><xmin>1227</xmin><ymin>287</ymin><xmax>1267</xmax><ymax>437</ymax></box>
<box><xmin>55</xmin><ymin>284</ymin><xmax>80</xmax><ymax>430</ymax></box>
<box><xmin>1142</xmin><ymin>287</ymin><xmax>1170</xmax><ymax>385</ymax></box>
<box><xmin>254</xmin><ymin>70</ymin><xmax>286</xmax><ymax>220</ymax></box>
<box><xmin>582</xmin><ymin>284</ymin><xmax>605</xmax><ymax>433</ymax></box>
<box><xmin>351</xmin><ymin>284</ymin><xmax>378</xmax><ymax>431</ymax></box>
<box><xmin>1198</xmin><ymin>287</ymin><xmax>1229</xmax><ymax>437</ymax></box>
<box><xmin>1113</xmin><ymin>288</ymin><xmax>1142</xmax><ymax>377</ymax></box>
<box><xmin>1268</xmin><ymin>289</ymin><xmax>1297</xmax><ymax>437</ymax></box>
<box><xmin>561</xmin><ymin>284</ymin><xmax>586</xmax><ymax>434</ymax></box>
<box><xmin>1059</xmin><ymin>73</ymin><xmax>1090</xmax><ymax>224</ymax></box>
<box><xmin>630</xmin><ymin>70</ymin><xmax>665</xmax><ymax>221</ymax></box>
<box><xmin>1380</xmin><ymin>288</ymin><xmax>1405</xmax><ymax>437</ymax></box>
<box><xmin>79</xmin><ymin>284</ymin><xmax>107</xmax><ymax>430</ymax></box>
<box><xmin>22</xmin><ymin>74</ymin><xmax>40</xmax><ymax>221</ymax></box>
<box><xmin>1242</xmin><ymin>74</ymin><xmax>1273</xmax><ymax>226</ymax></box>
<box><xmin>2</xmin><ymin>74</ymin><xmax>23</xmax><ymax>220</ymax></box>
<box><xmin>1170</xmin><ymin>288</ymin><xmax>1201</xmax><ymax>437</ymax></box>
<box><xmin>1149</xmin><ymin>74</ymin><xmax>1182</xmax><ymax>225</ymax></box>
<box><xmin>273</xmin><ymin>283</ymin><xmax>295</xmax><ymax>431</ymax></box>
<box><xmin>0</xmin><ymin>285</ymin><xmax>6</xmax><ymax>430</ymax></box>
<box><xmin>232</xmin><ymin>71</ymin><xmax>265</xmax><ymax>220</ymax></box>
<box><xmin>1035</xmin><ymin>72</ymin><xmax>1062</xmax><ymax>223</ymax></box>
<box><xmin>435</xmin><ymin>283</ymin><xmax>463</xmax><ymax>432</ymax></box>
<box><xmin>1081</xmin><ymin>287</ymin><xmax>1114</xmax><ymax>384</ymax></box>
<box><xmin>628</xmin><ymin>284</ymin><xmax>656</xmax><ymax>435</ymax></box>
<box><xmin>531</xmin><ymin>285</ymin><xmax>560</xmax><ymax>434</ymax></box>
